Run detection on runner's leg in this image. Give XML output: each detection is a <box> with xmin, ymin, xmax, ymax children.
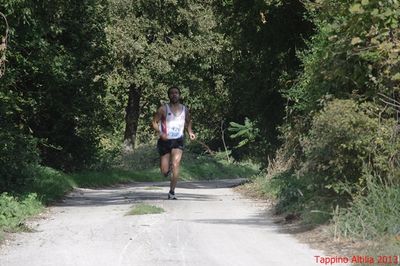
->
<box><xmin>170</xmin><ymin>148</ymin><xmax>183</xmax><ymax>193</ymax></box>
<box><xmin>160</xmin><ymin>153</ymin><xmax>171</xmax><ymax>177</ymax></box>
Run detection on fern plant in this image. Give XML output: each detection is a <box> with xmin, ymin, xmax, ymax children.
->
<box><xmin>228</xmin><ymin>117</ymin><xmax>260</xmax><ymax>148</ymax></box>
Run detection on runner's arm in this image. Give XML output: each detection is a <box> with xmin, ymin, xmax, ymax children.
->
<box><xmin>152</xmin><ymin>106</ymin><xmax>167</xmax><ymax>140</ymax></box>
<box><xmin>185</xmin><ymin>107</ymin><xmax>196</xmax><ymax>140</ymax></box>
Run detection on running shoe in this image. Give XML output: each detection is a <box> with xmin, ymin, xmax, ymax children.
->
<box><xmin>168</xmin><ymin>191</ymin><xmax>177</xmax><ymax>200</ymax></box>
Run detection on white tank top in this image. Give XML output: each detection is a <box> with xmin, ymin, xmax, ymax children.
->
<box><xmin>160</xmin><ymin>104</ymin><xmax>186</xmax><ymax>139</ymax></box>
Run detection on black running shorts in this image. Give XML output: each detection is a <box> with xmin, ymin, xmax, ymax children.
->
<box><xmin>157</xmin><ymin>137</ymin><xmax>184</xmax><ymax>156</ymax></box>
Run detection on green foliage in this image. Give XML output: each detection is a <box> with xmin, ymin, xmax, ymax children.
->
<box><xmin>69</xmin><ymin>143</ymin><xmax>258</xmax><ymax>187</ymax></box>
<box><xmin>118</xmin><ymin>144</ymin><xmax>258</xmax><ymax>181</ymax></box>
<box><xmin>0</xmin><ymin>126</ymin><xmax>39</xmax><ymax>191</ymax></box>
<box><xmin>1</xmin><ymin>0</ymin><xmax>112</xmax><ymax>172</ymax></box>
<box><xmin>287</xmin><ymin>0</ymin><xmax>400</xmax><ymax>114</ymax></box>
<box><xmin>119</xmin><ymin>144</ymin><xmax>159</xmax><ymax>171</ymax></box>
<box><xmin>105</xmin><ymin>0</ymin><xmax>230</xmax><ymax>145</ymax></box>
<box><xmin>70</xmin><ymin>169</ymin><xmax>162</xmax><ymax>187</ymax></box>
<box><xmin>248</xmin><ymin>168</ymin><xmax>334</xmax><ymax>225</ymax></box>
<box><xmin>220</xmin><ymin>0</ymin><xmax>313</xmax><ymax>158</ymax></box>
<box><xmin>332</xmin><ymin>175</ymin><xmax>400</xmax><ymax>240</ymax></box>
<box><xmin>28</xmin><ymin>166</ymin><xmax>75</xmax><ymax>203</ymax></box>
<box><xmin>300</xmin><ymin>99</ymin><xmax>378</xmax><ymax>194</ymax></box>
<box><xmin>251</xmin><ymin>0</ymin><xmax>400</xmax><ymax>233</ymax></box>
<box><xmin>300</xmin><ymin>99</ymin><xmax>400</xmax><ymax>196</ymax></box>
<box><xmin>228</xmin><ymin>117</ymin><xmax>260</xmax><ymax>148</ymax></box>
<box><xmin>0</xmin><ymin>193</ymin><xmax>43</xmax><ymax>232</ymax></box>
<box><xmin>264</xmin><ymin>99</ymin><xmax>400</xmax><ymax>227</ymax></box>
<box><xmin>1</xmin><ymin>5</ymin><xmax>41</xmax><ymax>188</ymax></box>
<box><xmin>180</xmin><ymin>152</ymin><xmax>258</xmax><ymax>180</ymax></box>
<box><xmin>248</xmin><ymin>172</ymin><xmax>281</xmax><ymax>199</ymax></box>
<box><xmin>269</xmin><ymin>170</ymin><xmax>304</xmax><ymax>211</ymax></box>
<box><xmin>280</xmin><ymin>0</ymin><xmax>400</xmax><ymax>208</ymax></box>
<box><xmin>91</xmin><ymin>133</ymin><xmax>124</xmax><ymax>171</ymax></box>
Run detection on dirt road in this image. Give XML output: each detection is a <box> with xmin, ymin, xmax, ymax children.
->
<box><xmin>0</xmin><ymin>179</ymin><xmax>330</xmax><ymax>266</ymax></box>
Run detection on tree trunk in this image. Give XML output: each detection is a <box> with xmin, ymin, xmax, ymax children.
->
<box><xmin>123</xmin><ymin>85</ymin><xmax>141</xmax><ymax>153</ymax></box>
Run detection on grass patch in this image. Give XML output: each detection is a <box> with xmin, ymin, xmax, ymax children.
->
<box><xmin>144</xmin><ymin>186</ymin><xmax>163</xmax><ymax>190</ymax></box>
<box><xmin>28</xmin><ymin>166</ymin><xmax>75</xmax><ymax>203</ymax></box>
<box><xmin>121</xmin><ymin>145</ymin><xmax>259</xmax><ymax>182</ymax></box>
<box><xmin>180</xmin><ymin>154</ymin><xmax>257</xmax><ymax>181</ymax></box>
<box><xmin>70</xmin><ymin>168</ymin><xmax>163</xmax><ymax>188</ymax></box>
<box><xmin>127</xmin><ymin>203</ymin><xmax>165</xmax><ymax>215</ymax></box>
<box><xmin>73</xmin><ymin>146</ymin><xmax>259</xmax><ymax>187</ymax></box>
<box><xmin>0</xmin><ymin>166</ymin><xmax>68</xmax><ymax>238</ymax></box>
<box><xmin>246</xmin><ymin>170</ymin><xmax>338</xmax><ymax>227</ymax></box>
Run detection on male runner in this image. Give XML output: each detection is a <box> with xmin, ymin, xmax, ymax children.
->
<box><xmin>152</xmin><ymin>86</ymin><xmax>196</xmax><ymax>199</ymax></box>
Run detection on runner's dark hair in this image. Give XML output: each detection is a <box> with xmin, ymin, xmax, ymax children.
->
<box><xmin>168</xmin><ymin>86</ymin><xmax>180</xmax><ymax>95</ymax></box>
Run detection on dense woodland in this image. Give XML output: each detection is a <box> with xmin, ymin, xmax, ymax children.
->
<box><xmin>1</xmin><ymin>0</ymin><xmax>399</xmax><ymax>245</ymax></box>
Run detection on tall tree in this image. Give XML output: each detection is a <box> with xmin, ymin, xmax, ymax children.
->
<box><xmin>0</xmin><ymin>0</ymin><xmax>111</xmax><ymax>171</ymax></box>
<box><xmin>106</xmin><ymin>0</ymin><xmax>229</xmax><ymax>151</ymax></box>
<box><xmin>287</xmin><ymin>0</ymin><xmax>400</xmax><ymax>115</ymax></box>
<box><xmin>217</xmin><ymin>0</ymin><xmax>313</xmax><ymax>159</ymax></box>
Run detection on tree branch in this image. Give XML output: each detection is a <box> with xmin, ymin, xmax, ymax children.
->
<box><xmin>0</xmin><ymin>11</ymin><xmax>9</xmax><ymax>78</ymax></box>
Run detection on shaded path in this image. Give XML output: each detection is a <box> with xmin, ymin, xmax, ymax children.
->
<box><xmin>0</xmin><ymin>179</ymin><xmax>331</xmax><ymax>266</ymax></box>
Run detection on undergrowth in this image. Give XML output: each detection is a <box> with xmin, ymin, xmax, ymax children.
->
<box><xmin>249</xmin><ymin>153</ymin><xmax>400</xmax><ymax>256</ymax></box>
<box><xmin>332</xmin><ymin>177</ymin><xmax>400</xmax><ymax>241</ymax></box>
<box><xmin>0</xmin><ymin>193</ymin><xmax>43</xmax><ymax>235</ymax></box>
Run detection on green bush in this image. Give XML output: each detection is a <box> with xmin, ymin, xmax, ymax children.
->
<box><xmin>263</xmin><ymin>0</ymin><xmax>400</xmax><ymax>228</ymax></box>
<box><xmin>0</xmin><ymin>193</ymin><xmax>43</xmax><ymax>232</ymax></box>
<box><xmin>273</xmin><ymin>170</ymin><xmax>305</xmax><ymax>211</ymax></box>
<box><xmin>268</xmin><ymin>99</ymin><xmax>400</xmax><ymax>224</ymax></box>
<box><xmin>287</xmin><ymin>0</ymin><xmax>400</xmax><ymax>114</ymax></box>
<box><xmin>300</xmin><ymin>100</ymin><xmax>376</xmax><ymax>193</ymax></box>
<box><xmin>300</xmin><ymin>99</ymin><xmax>399</xmax><ymax>195</ymax></box>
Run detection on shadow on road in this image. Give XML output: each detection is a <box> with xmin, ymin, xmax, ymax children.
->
<box><xmin>191</xmin><ymin>212</ymin><xmax>279</xmax><ymax>229</ymax></box>
<box><xmin>191</xmin><ymin>208</ymin><xmax>317</xmax><ymax>235</ymax></box>
<box><xmin>56</xmin><ymin>179</ymin><xmax>247</xmax><ymax>207</ymax></box>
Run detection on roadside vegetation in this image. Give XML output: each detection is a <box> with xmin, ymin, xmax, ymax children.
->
<box><xmin>240</xmin><ymin>0</ymin><xmax>400</xmax><ymax>256</ymax></box>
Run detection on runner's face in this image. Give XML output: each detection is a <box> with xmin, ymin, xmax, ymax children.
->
<box><xmin>168</xmin><ymin>88</ymin><xmax>180</xmax><ymax>104</ymax></box>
